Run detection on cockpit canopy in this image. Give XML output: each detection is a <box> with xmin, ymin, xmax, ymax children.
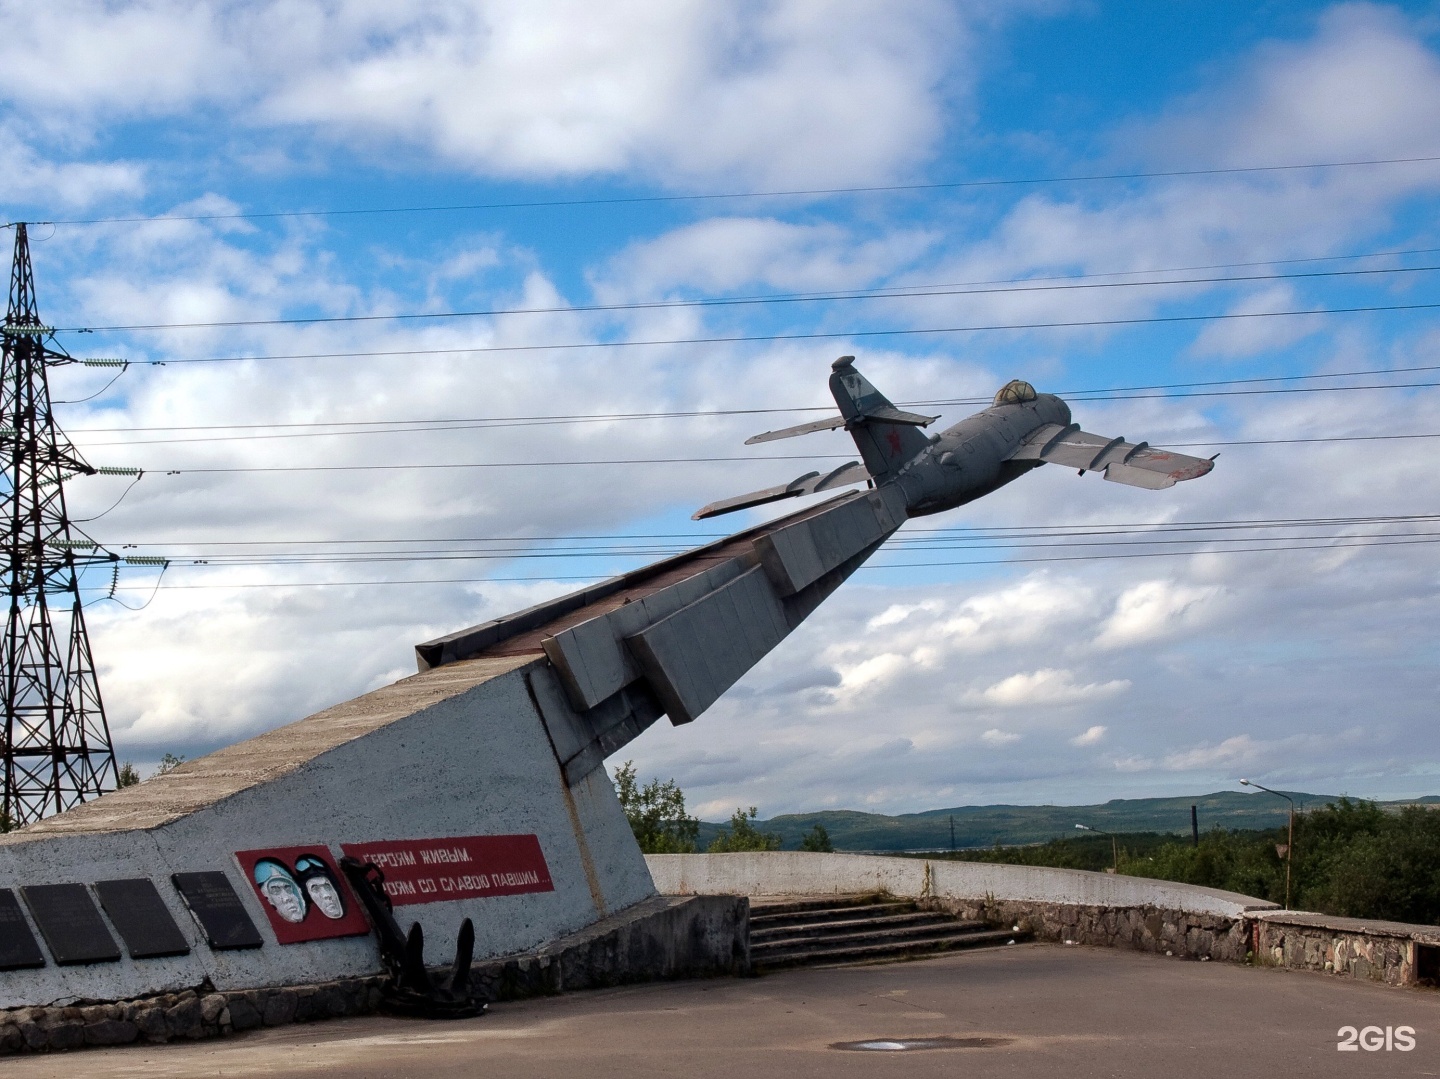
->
<box><xmin>993</xmin><ymin>379</ymin><xmax>1037</xmax><ymax>406</ymax></box>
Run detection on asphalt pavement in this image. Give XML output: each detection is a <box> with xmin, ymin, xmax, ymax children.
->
<box><xmin>7</xmin><ymin>943</ymin><xmax>1439</xmax><ymax>1078</ymax></box>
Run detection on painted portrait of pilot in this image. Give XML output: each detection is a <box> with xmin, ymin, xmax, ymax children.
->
<box><xmin>294</xmin><ymin>854</ymin><xmax>347</xmax><ymax>920</ymax></box>
<box><xmin>253</xmin><ymin>858</ymin><xmax>308</xmax><ymax>924</ymax></box>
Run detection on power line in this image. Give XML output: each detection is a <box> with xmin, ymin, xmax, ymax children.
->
<box><xmin>89</xmin><ymin>514</ymin><xmax>1440</xmax><ymax>569</ymax></box>
<box><xmin>56</xmin><ymin>362</ymin><xmax>1440</xmax><ymax>444</ymax></box>
<box><xmin>86</xmin><ymin>432</ymin><xmax>1440</xmax><ymax>475</ymax></box>
<box><xmin>68</xmin><ymin>422</ymin><xmax>1440</xmax><ymax>454</ymax></box>
<box><xmin>61</xmin><ymin>301</ymin><xmax>1440</xmax><ymax>363</ymax></box>
<box><xmin>94</xmin><ymin>512</ymin><xmax>1440</xmax><ymax>549</ymax></box>
<box><xmin>92</xmin><ymin>534</ymin><xmax>1440</xmax><ymax>592</ymax></box>
<box><xmin>56</xmin><ymin>262</ymin><xmax>1440</xmax><ymax>333</ymax></box>
<box><xmin>28</xmin><ymin>152</ymin><xmax>1440</xmax><ymax>227</ymax></box>
<box><xmin>115</xmin><ymin>530</ymin><xmax>1440</xmax><ymax>567</ymax></box>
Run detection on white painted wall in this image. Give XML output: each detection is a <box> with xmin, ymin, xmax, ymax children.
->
<box><xmin>0</xmin><ymin>659</ymin><xmax>655</xmax><ymax>1008</ymax></box>
<box><xmin>646</xmin><ymin>852</ymin><xmax>1275</xmax><ymax>918</ymax></box>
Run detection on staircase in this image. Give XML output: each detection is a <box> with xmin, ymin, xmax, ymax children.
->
<box><xmin>748</xmin><ymin>894</ymin><xmax>1028</xmax><ymax>971</ymax></box>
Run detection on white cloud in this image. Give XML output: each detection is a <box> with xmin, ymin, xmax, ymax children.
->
<box><xmin>0</xmin><ymin>128</ymin><xmax>145</xmax><ymax>207</ymax></box>
<box><xmin>1149</xmin><ymin>4</ymin><xmax>1440</xmax><ymax>167</ymax></box>
<box><xmin>6</xmin><ymin>1</ymin><xmax>1440</xmax><ymax>820</ymax></box>
<box><xmin>1095</xmin><ymin>580</ymin><xmax>1223</xmax><ymax>649</ymax></box>
<box><xmin>1161</xmin><ymin>735</ymin><xmax>1264</xmax><ymax>772</ymax></box>
<box><xmin>594</xmin><ymin>217</ymin><xmax>936</xmax><ymax>301</ymax></box>
<box><xmin>0</xmin><ymin>0</ymin><xmax>983</xmax><ymax>187</ymax></box>
<box><xmin>1188</xmin><ymin>284</ymin><xmax>1322</xmax><ymax>359</ymax></box>
<box><xmin>836</xmin><ymin>652</ymin><xmax>911</xmax><ymax>693</ymax></box>
<box><xmin>934</xmin><ymin>576</ymin><xmax>1095</xmax><ymax>651</ymax></box>
<box><xmin>974</xmin><ymin>668</ymin><xmax>1131</xmax><ymax>708</ymax></box>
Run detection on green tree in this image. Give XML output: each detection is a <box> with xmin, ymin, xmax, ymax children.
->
<box><xmin>116</xmin><ymin>762</ymin><xmax>141</xmax><ymax>788</ymax></box>
<box><xmin>613</xmin><ymin>761</ymin><xmax>699</xmax><ymax>853</ymax></box>
<box><xmin>156</xmin><ymin>753</ymin><xmax>186</xmax><ymax>775</ymax></box>
<box><xmin>708</xmin><ymin>807</ymin><xmax>782</xmax><ymax>852</ymax></box>
<box><xmin>799</xmin><ymin>823</ymin><xmax>833</xmax><ymax>852</ymax></box>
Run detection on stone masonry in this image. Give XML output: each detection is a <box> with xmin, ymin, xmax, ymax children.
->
<box><xmin>932</xmin><ymin>897</ymin><xmax>1252</xmax><ymax>962</ymax></box>
<box><xmin>0</xmin><ymin>894</ymin><xmax>748</xmax><ymax>1056</ymax></box>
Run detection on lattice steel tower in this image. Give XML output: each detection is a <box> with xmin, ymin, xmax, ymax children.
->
<box><xmin>1</xmin><ymin>222</ymin><xmax>117</xmax><ymax>826</ymax></box>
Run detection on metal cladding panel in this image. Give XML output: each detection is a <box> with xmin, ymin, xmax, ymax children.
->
<box><xmin>542</xmin><ymin>559</ymin><xmax>748</xmax><ymax>712</ymax></box>
<box><xmin>525</xmin><ymin>666</ymin><xmax>662</xmax><ymax>787</ymax></box>
<box><xmin>869</xmin><ymin>482</ymin><xmax>909</xmax><ymax>532</ymax></box>
<box><xmin>626</xmin><ymin>566</ymin><xmax>789</xmax><ymax>725</ymax></box>
<box><xmin>756</xmin><ymin>492</ymin><xmax>890</xmax><ymax>596</ymax></box>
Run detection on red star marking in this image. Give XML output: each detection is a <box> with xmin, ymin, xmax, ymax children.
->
<box><xmin>885</xmin><ymin>429</ymin><xmax>903</xmax><ymax>456</ymax></box>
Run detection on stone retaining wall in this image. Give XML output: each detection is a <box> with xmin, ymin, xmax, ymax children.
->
<box><xmin>0</xmin><ymin>978</ymin><xmax>386</xmax><ymax>1054</ymax></box>
<box><xmin>0</xmin><ymin>894</ymin><xmax>748</xmax><ymax>1055</ymax></box>
<box><xmin>1253</xmin><ymin>912</ymin><xmax>1440</xmax><ymax>988</ymax></box>
<box><xmin>931</xmin><ymin>897</ymin><xmax>1251</xmax><ymax>962</ymax></box>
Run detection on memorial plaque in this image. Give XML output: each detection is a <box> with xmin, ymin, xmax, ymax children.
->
<box><xmin>234</xmin><ymin>846</ymin><xmax>370</xmax><ymax>945</ymax></box>
<box><xmin>94</xmin><ymin>878</ymin><xmax>191</xmax><ymax>959</ymax></box>
<box><xmin>342</xmin><ymin>834</ymin><xmax>554</xmax><ymax>905</ymax></box>
<box><xmin>0</xmin><ymin>888</ymin><xmax>45</xmax><ymax>970</ymax></box>
<box><xmin>171</xmin><ymin>872</ymin><xmax>263</xmax><ymax>950</ymax></box>
<box><xmin>20</xmin><ymin>883</ymin><xmax>121</xmax><ymax>965</ymax></box>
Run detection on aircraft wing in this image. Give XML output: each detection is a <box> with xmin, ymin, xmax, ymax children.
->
<box><xmin>1008</xmin><ymin>423</ymin><xmax>1215</xmax><ymax>489</ymax></box>
<box><xmin>692</xmin><ymin>460</ymin><xmax>870</xmax><ymax>520</ymax></box>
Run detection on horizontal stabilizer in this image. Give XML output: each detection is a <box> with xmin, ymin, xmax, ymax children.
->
<box><xmin>744</xmin><ymin>406</ymin><xmax>938</xmax><ymax>446</ymax></box>
<box><xmin>692</xmin><ymin>460</ymin><xmax>870</xmax><ymax>520</ymax></box>
<box><xmin>1009</xmin><ymin>423</ymin><xmax>1214</xmax><ymax>488</ymax></box>
<box><xmin>863</xmin><ymin>405</ymin><xmax>941</xmax><ymax>427</ymax></box>
<box><xmin>745</xmin><ymin>415</ymin><xmax>846</xmax><ymax>445</ymax></box>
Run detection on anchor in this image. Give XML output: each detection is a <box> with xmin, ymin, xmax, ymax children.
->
<box><xmin>339</xmin><ymin>856</ymin><xmax>487</xmax><ymax>1019</ymax></box>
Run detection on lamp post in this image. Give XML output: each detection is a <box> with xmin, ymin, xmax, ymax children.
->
<box><xmin>1241</xmin><ymin>779</ymin><xmax>1294</xmax><ymax>910</ymax></box>
<box><xmin>1075</xmin><ymin>823</ymin><xmax>1118</xmax><ymax>872</ymax></box>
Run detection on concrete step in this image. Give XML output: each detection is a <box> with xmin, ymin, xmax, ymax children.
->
<box><xmin>750</xmin><ymin>910</ymin><xmax>961</xmax><ymax>944</ymax></box>
<box><xmin>747</xmin><ymin>895</ymin><xmax>896</xmax><ymax>919</ymax></box>
<box><xmin>750</xmin><ymin>901</ymin><xmax>916</xmax><ymax>929</ymax></box>
<box><xmin>752</xmin><ymin>916</ymin><xmax>990</xmax><ymax>953</ymax></box>
<box><xmin>753</xmin><ymin>928</ymin><xmax>1028</xmax><ymax>970</ymax></box>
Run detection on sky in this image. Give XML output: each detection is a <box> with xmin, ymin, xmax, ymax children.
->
<box><xmin>2</xmin><ymin>0</ymin><xmax>1440</xmax><ymax>818</ymax></box>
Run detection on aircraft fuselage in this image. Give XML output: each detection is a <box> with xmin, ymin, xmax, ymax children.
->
<box><xmin>890</xmin><ymin>392</ymin><xmax>1072</xmax><ymax>516</ymax></box>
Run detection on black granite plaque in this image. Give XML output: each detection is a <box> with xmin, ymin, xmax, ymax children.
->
<box><xmin>94</xmin><ymin>878</ymin><xmax>191</xmax><ymax>959</ymax></box>
<box><xmin>20</xmin><ymin>883</ymin><xmax>121</xmax><ymax>965</ymax></box>
<box><xmin>171</xmin><ymin>872</ymin><xmax>263</xmax><ymax>950</ymax></box>
<box><xmin>0</xmin><ymin>888</ymin><xmax>45</xmax><ymax>970</ymax></box>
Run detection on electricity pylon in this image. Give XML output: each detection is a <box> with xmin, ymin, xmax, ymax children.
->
<box><xmin>1</xmin><ymin>222</ymin><xmax>118</xmax><ymax>826</ymax></box>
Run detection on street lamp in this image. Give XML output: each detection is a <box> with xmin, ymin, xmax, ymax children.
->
<box><xmin>1240</xmin><ymin>779</ymin><xmax>1294</xmax><ymax>910</ymax></box>
<box><xmin>1075</xmin><ymin>823</ymin><xmax>1118</xmax><ymax>872</ymax></box>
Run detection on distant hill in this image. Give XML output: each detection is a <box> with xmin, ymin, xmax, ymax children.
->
<box><xmin>695</xmin><ymin>791</ymin><xmax>1440</xmax><ymax>851</ymax></box>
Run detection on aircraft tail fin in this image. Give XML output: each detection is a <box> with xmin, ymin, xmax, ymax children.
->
<box><xmin>828</xmin><ymin>356</ymin><xmax>934</xmax><ymax>481</ymax></box>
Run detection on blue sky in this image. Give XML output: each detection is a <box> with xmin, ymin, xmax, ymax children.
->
<box><xmin>3</xmin><ymin>1</ymin><xmax>1440</xmax><ymax>816</ymax></box>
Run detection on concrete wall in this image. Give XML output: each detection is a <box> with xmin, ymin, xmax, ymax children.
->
<box><xmin>649</xmin><ymin>853</ymin><xmax>1440</xmax><ymax>985</ymax></box>
<box><xmin>647</xmin><ymin>852</ymin><xmax>1273</xmax><ymax>918</ymax></box>
<box><xmin>0</xmin><ymin>656</ymin><xmax>655</xmax><ymax>1009</ymax></box>
<box><xmin>0</xmin><ymin>894</ymin><xmax>749</xmax><ymax>1055</ymax></box>
<box><xmin>649</xmin><ymin>852</ymin><xmax>1272</xmax><ymax>964</ymax></box>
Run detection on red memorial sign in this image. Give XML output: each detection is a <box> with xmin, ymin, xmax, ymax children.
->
<box><xmin>233</xmin><ymin>846</ymin><xmax>371</xmax><ymax>944</ymax></box>
<box><xmin>340</xmin><ymin>834</ymin><xmax>554</xmax><ymax>906</ymax></box>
